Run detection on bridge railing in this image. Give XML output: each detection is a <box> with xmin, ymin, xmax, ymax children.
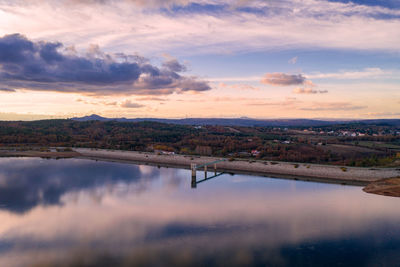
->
<box><xmin>195</xmin><ymin>159</ymin><xmax>227</xmax><ymax>169</ymax></box>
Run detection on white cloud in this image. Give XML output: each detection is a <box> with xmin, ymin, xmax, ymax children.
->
<box><xmin>210</xmin><ymin>68</ymin><xmax>400</xmax><ymax>83</ymax></box>
<box><xmin>218</xmin><ymin>83</ymin><xmax>260</xmax><ymax>91</ymax></box>
<box><xmin>208</xmin><ymin>76</ymin><xmax>260</xmax><ymax>82</ymax></box>
<box><xmin>300</xmin><ymin>102</ymin><xmax>367</xmax><ymax>111</ymax></box>
<box><xmin>293</xmin><ymin>88</ymin><xmax>328</xmax><ymax>94</ymax></box>
<box><xmin>307</xmin><ymin>68</ymin><xmax>394</xmax><ymax>80</ymax></box>
<box><xmin>0</xmin><ymin>0</ymin><xmax>399</xmax><ymax>56</ymax></box>
<box><xmin>288</xmin><ymin>56</ymin><xmax>298</xmax><ymax>64</ymax></box>
<box><xmin>121</xmin><ymin>100</ymin><xmax>144</xmax><ymax>108</ymax></box>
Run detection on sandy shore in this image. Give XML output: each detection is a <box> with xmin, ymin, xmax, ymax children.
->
<box><xmin>0</xmin><ymin>150</ymin><xmax>80</xmax><ymax>158</ymax></box>
<box><xmin>1</xmin><ymin>148</ymin><xmax>399</xmax><ymax>185</ymax></box>
<box><xmin>74</xmin><ymin>148</ymin><xmax>400</xmax><ymax>185</ymax></box>
<box><xmin>363</xmin><ymin>178</ymin><xmax>400</xmax><ymax>197</ymax></box>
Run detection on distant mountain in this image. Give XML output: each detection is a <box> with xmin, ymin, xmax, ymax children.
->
<box><xmin>70</xmin><ymin>114</ymin><xmax>400</xmax><ymax>127</ymax></box>
<box><xmin>356</xmin><ymin>119</ymin><xmax>400</xmax><ymax>126</ymax></box>
<box><xmin>72</xmin><ymin>114</ymin><xmax>109</xmax><ymax>121</ymax></box>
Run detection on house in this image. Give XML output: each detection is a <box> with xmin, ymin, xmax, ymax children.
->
<box><xmin>154</xmin><ymin>150</ymin><xmax>175</xmax><ymax>155</ymax></box>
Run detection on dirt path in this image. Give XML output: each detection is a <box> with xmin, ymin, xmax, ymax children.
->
<box><xmin>74</xmin><ymin>148</ymin><xmax>400</xmax><ymax>185</ymax></box>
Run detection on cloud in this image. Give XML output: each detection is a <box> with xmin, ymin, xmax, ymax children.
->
<box><xmin>218</xmin><ymin>82</ymin><xmax>259</xmax><ymax>91</ymax></box>
<box><xmin>67</xmin><ymin>0</ymin><xmax>193</xmax><ymax>8</ymax></box>
<box><xmin>260</xmin><ymin>74</ymin><xmax>327</xmax><ymax>94</ymax></box>
<box><xmin>0</xmin><ymin>34</ymin><xmax>211</xmax><ymax>95</ymax></box>
<box><xmin>131</xmin><ymin>74</ymin><xmax>210</xmax><ymax>95</ymax></box>
<box><xmin>1</xmin><ymin>0</ymin><xmax>399</xmax><ymax>57</ymax></box>
<box><xmin>293</xmin><ymin>88</ymin><xmax>328</xmax><ymax>94</ymax></box>
<box><xmin>75</xmin><ymin>98</ymin><xmax>117</xmax><ymax>106</ymax></box>
<box><xmin>208</xmin><ymin>68</ymin><xmax>399</xmax><ymax>83</ymax></box>
<box><xmin>121</xmin><ymin>100</ymin><xmax>144</xmax><ymax>108</ymax></box>
<box><xmin>102</xmin><ymin>101</ymin><xmax>118</xmax><ymax>106</ymax></box>
<box><xmin>307</xmin><ymin>68</ymin><xmax>391</xmax><ymax>80</ymax></box>
<box><xmin>300</xmin><ymin>102</ymin><xmax>367</xmax><ymax>111</ymax></box>
<box><xmin>208</xmin><ymin>76</ymin><xmax>260</xmax><ymax>82</ymax></box>
<box><xmin>212</xmin><ymin>96</ymin><xmax>261</xmax><ymax>102</ymax></box>
<box><xmin>0</xmin><ymin>88</ymin><xmax>15</xmax><ymax>92</ymax></box>
<box><xmin>136</xmin><ymin>96</ymin><xmax>166</xmax><ymax>101</ymax></box>
<box><xmin>0</xmin><ymin>158</ymin><xmax>152</xmax><ymax>213</ymax></box>
<box><xmin>162</xmin><ymin>55</ymin><xmax>187</xmax><ymax>72</ymax></box>
<box><xmin>246</xmin><ymin>98</ymin><xmax>299</xmax><ymax>107</ymax></box>
<box><xmin>3</xmin><ymin>0</ymin><xmax>194</xmax><ymax>9</ymax></box>
<box><xmin>0</xmin><ymin>112</ymin><xmax>59</xmax><ymax>120</ymax></box>
<box><xmin>261</xmin><ymin>73</ymin><xmax>306</xmax><ymax>86</ymax></box>
<box><xmin>288</xmin><ymin>56</ymin><xmax>298</xmax><ymax>64</ymax></box>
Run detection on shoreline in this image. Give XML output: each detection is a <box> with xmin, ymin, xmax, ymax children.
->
<box><xmin>77</xmin><ymin>156</ymin><xmax>370</xmax><ymax>186</ymax></box>
<box><xmin>74</xmin><ymin>148</ymin><xmax>400</xmax><ymax>183</ymax></box>
<box><xmin>0</xmin><ymin>150</ymin><xmax>80</xmax><ymax>158</ymax></box>
<box><xmin>1</xmin><ymin>148</ymin><xmax>399</xmax><ymax>186</ymax></box>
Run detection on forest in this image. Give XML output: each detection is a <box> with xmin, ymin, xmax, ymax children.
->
<box><xmin>0</xmin><ymin>119</ymin><xmax>399</xmax><ymax>167</ymax></box>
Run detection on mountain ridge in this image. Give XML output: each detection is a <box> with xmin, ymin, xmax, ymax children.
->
<box><xmin>70</xmin><ymin>114</ymin><xmax>400</xmax><ymax>127</ymax></box>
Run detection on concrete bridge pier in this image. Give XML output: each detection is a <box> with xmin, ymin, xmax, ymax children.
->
<box><xmin>191</xmin><ymin>163</ymin><xmax>197</xmax><ymax>188</ymax></box>
<box><xmin>191</xmin><ymin>163</ymin><xmax>196</xmax><ymax>178</ymax></box>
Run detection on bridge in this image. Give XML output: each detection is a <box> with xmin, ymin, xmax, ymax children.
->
<box><xmin>190</xmin><ymin>159</ymin><xmax>227</xmax><ymax>188</ymax></box>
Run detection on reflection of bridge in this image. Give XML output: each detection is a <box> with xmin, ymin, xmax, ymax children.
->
<box><xmin>190</xmin><ymin>159</ymin><xmax>227</xmax><ymax>188</ymax></box>
<box><xmin>192</xmin><ymin>172</ymin><xmax>225</xmax><ymax>188</ymax></box>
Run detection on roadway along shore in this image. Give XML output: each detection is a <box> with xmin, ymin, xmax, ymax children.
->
<box><xmin>73</xmin><ymin>148</ymin><xmax>400</xmax><ymax>185</ymax></box>
<box><xmin>1</xmin><ymin>148</ymin><xmax>399</xmax><ymax>185</ymax></box>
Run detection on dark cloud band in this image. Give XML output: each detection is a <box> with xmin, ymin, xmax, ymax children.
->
<box><xmin>0</xmin><ymin>34</ymin><xmax>210</xmax><ymax>95</ymax></box>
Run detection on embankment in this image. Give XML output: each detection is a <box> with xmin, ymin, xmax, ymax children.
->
<box><xmin>75</xmin><ymin>148</ymin><xmax>400</xmax><ymax>185</ymax></box>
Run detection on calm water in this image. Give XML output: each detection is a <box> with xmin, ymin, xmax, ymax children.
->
<box><xmin>0</xmin><ymin>158</ymin><xmax>399</xmax><ymax>266</ymax></box>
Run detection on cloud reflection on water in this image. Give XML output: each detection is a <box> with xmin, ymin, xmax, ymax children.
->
<box><xmin>0</xmin><ymin>158</ymin><xmax>399</xmax><ymax>266</ymax></box>
<box><xmin>0</xmin><ymin>158</ymin><xmax>161</xmax><ymax>213</ymax></box>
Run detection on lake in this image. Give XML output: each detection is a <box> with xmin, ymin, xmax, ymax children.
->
<box><xmin>0</xmin><ymin>157</ymin><xmax>399</xmax><ymax>266</ymax></box>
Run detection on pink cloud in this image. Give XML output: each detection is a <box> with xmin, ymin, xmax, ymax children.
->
<box><xmin>261</xmin><ymin>73</ymin><xmax>306</xmax><ymax>86</ymax></box>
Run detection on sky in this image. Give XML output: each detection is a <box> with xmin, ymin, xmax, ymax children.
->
<box><xmin>0</xmin><ymin>0</ymin><xmax>399</xmax><ymax>120</ymax></box>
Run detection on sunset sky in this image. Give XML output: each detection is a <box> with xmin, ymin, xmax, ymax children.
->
<box><xmin>0</xmin><ymin>0</ymin><xmax>399</xmax><ymax>120</ymax></box>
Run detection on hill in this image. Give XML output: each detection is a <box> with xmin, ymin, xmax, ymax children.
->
<box><xmin>71</xmin><ymin>114</ymin><xmax>400</xmax><ymax>127</ymax></box>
